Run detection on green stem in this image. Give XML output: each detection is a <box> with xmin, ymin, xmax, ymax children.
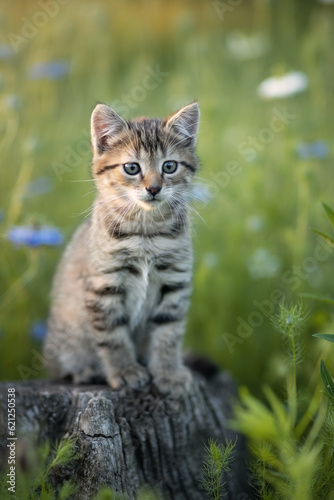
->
<box><xmin>295</xmin><ymin>383</ymin><xmax>322</xmax><ymax>439</ymax></box>
<box><xmin>289</xmin><ymin>326</ymin><xmax>298</xmax><ymax>426</ymax></box>
<box><xmin>7</xmin><ymin>158</ymin><xmax>34</xmax><ymax>226</ymax></box>
<box><xmin>0</xmin><ymin>250</ymin><xmax>40</xmax><ymax>311</ymax></box>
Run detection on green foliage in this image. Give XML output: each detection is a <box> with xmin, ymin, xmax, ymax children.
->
<box><xmin>92</xmin><ymin>487</ymin><xmax>126</xmax><ymax>500</ymax></box>
<box><xmin>301</xmin><ymin>293</ymin><xmax>334</xmax><ymax>305</ymax></box>
<box><xmin>312</xmin><ymin>230</ymin><xmax>334</xmax><ymax>247</ymax></box>
<box><xmin>320</xmin><ymin>359</ymin><xmax>334</xmax><ymax>404</ymax></box>
<box><xmin>0</xmin><ymin>436</ymin><xmax>78</xmax><ymax>499</ymax></box>
<box><xmin>313</xmin><ymin>333</ymin><xmax>334</xmax><ymax>343</ymax></box>
<box><xmin>322</xmin><ymin>203</ymin><xmax>334</xmax><ymax>229</ymax></box>
<box><xmin>271</xmin><ymin>302</ymin><xmax>307</xmax><ymax>369</ymax></box>
<box><xmin>232</xmin><ymin>302</ymin><xmax>334</xmax><ymax>499</ymax></box>
<box><xmin>201</xmin><ymin>438</ymin><xmax>237</xmax><ymax>500</ymax></box>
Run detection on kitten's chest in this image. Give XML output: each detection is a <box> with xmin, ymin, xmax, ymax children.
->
<box><xmin>122</xmin><ymin>253</ymin><xmax>161</xmax><ymax>331</ymax></box>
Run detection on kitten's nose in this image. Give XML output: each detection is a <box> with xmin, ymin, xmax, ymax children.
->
<box><xmin>146</xmin><ymin>185</ymin><xmax>162</xmax><ymax>197</ymax></box>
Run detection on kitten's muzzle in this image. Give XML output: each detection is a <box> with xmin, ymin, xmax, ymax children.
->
<box><xmin>145</xmin><ymin>185</ymin><xmax>162</xmax><ymax>197</ymax></box>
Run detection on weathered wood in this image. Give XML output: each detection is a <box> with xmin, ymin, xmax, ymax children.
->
<box><xmin>0</xmin><ymin>360</ymin><xmax>250</xmax><ymax>499</ymax></box>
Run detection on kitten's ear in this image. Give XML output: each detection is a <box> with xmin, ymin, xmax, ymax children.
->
<box><xmin>91</xmin><ymin>104</ymin><xmax>127</xmax><ymax>154</ymax></box>
<box><xmin>165</xmin><ymin>102</ymin><xmax>200</xmax><ymax>146</ymax></box>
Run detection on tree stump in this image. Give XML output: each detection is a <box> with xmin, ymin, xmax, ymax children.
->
<box><xmin>0</xmin><ymin>357</ymin><xmax>250</xmax><ymax>499</ymax></box>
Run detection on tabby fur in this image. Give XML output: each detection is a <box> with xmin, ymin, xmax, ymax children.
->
<box><xmin>43</xmin><ymin>101</ymin><xmax>200</xmax><ymax>397</ymax></box>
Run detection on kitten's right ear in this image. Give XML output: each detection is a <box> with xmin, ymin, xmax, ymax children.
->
<box><xmin>165</xmin><ymin>102</ymin><xmax>200</xmax><ymax>146</ymax></box>
<box><xmin>91</xmin><ymin>104</ymin><xmax>127</xmax><ymax>154</ymax></box>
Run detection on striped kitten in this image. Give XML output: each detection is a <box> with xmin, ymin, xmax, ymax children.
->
<box><xmin>44</xmin><ymin>101</ymin><xmax>200</xmax><ymax>397</ymax></box>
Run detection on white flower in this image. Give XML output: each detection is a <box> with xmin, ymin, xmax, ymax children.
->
<box><xmin>4</xmin><ymin>94</ymin><xmax>22</xmax><ymax>110</ymax></box>
<box><xmin>257</xmin><ymin>71</ymin><xmax>308</xmax><ymax>100</ymax></box>
<box><xmin>226</xmin><ymin>32</ymin><xmax>269</xmax><ymax>61</ymax></box>
<box><xmin>247</xmin><ymin>248</ymin><xmax>281</xmax><ymax>280</ymax></box>
<box><xmin>246</xmin><ymin>216</ymin><xmax>263</xmax><ymax>232</ymax></box>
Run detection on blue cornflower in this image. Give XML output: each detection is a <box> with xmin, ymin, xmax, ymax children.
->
<box><xmin>30</xmin><ymin>320</ymin><xmax>47</xmax><ymax>342</ymax></box>
<box><xmin>28</xmin><ymin>60</ymin><xmax>69</xmax><ymax>80</ymax></box>
<box><xmin>0</xmin><ymin>44</ymin><xmax>15</xmax><ymax>60</ymax></box>
<box><xmin>24</xmin><ymin>177</ymin><xmax>53</xmax><ymax>198</ymax></box>
<box><xmin>296</xmin><ymin>141</ymin><xmax>329</xmax><ymax>160</ymax></box>
<box><xmin>7</xmin><ymin>226</ymin><xmax>63</xmax><ymax>247</ymax></box>
<box><xmin>0</xmin><ymin>209</ymin><xmax>3</xmax><ymax>222</ymax></box>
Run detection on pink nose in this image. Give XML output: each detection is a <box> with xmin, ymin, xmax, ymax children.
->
<box><xmin>146</xmin><ymin>185</ymin><xmax>161</xmax><ymax>196</ymax></box>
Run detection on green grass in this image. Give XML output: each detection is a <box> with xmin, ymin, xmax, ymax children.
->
<box><xmin>1</xmin><ymin>1</ymin><xmax>334</xmax><ymax>496</ymax></box>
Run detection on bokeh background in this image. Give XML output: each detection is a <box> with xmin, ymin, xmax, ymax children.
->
<box><xmin>1</xmin><ymin>0</ymin><xmax>334</xmax><ymax>398</ymax></box>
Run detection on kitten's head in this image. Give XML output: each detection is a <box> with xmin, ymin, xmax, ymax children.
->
<box><xmin>90</xmin><ymin>102</ymin><xmax>200</xmax><ymax>213</ymax></box>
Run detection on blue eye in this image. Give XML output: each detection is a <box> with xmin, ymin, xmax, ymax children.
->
<box><xmin>123</xmin><ymin>163</ymin><xmax>141</xmax><ymax>175</ymax></box>
<box><xmin>162</xmin><ymin>161</ymin><xmax>178</xmax><ymax>174</ymax></box>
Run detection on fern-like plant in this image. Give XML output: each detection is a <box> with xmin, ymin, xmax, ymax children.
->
<box><xmin>232</xmin><ymin>301</ymin><xmax>331</xmax><ymax>500</ymax></box>
<box><xmin>0</xmin><ymin>435</ymin><xmax>78</xmax><ymax>500</ymax></box>
<box><xmin>201</xmin><ymin>438</ymin><xmax>237</xmax><ymax>499</ymax></box>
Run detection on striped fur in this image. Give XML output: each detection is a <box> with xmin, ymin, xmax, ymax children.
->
<box><xmin>44</xmin><ymin>102</ymin><xmax>200</xmax><ymax>397</ymax></box>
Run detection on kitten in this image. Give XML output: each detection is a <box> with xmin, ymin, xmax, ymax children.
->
<box><xmin>43</xmin><ymin>101</ymin><xmax>200</xmax><ymax>397</ymax></box>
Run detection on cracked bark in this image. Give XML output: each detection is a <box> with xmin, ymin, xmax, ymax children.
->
<box><xmin>0</xmin><ymin>358</ymin><xmax>250</xmax><ymax>499</ymax></box>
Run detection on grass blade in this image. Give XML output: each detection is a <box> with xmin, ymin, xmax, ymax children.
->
<box><xmin>320</xmin><ymin>360</ymin><xmax>334</xmax><ymax>401</ymax></box>
<box><xmin>313</xmin><ymin>333</ymin><xmax>334</xmax><ymax>343</ymax></box>
<box><xmin>323</xmin><ymin>203</ymin><xmax>334</xmax><ymax>228</ymax></box>
<box><xmin>300</xmin><ymin>293</ymin><xmax>334</xmax><ymax>305</ymax></box>
<box><xmin>312</xmin><ymin>230</ymin><xmax>334</xmax><ymax>246</ymax></box>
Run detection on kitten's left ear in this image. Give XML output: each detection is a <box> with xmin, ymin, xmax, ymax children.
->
<box><xmin>165</xmin><ymin>102</ymin><xmax>200</xmax><ymax>146</ymax></box>
<box><xmin>91</xmin><ymin>104</ymin><xmax>128</xmax><ymax>154</ymax></box>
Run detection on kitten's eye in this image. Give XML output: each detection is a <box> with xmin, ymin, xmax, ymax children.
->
<box><xmin>123</xmin><ymin>163</ymin><xmax>141</xmax><ymax>175</ymax></box>
<box><xmin>162</xmin><ymin>161</ymin><xmax>178</xmax><ymax>174</ymax></box>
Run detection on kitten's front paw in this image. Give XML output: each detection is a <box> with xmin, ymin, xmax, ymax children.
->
<box><xmin>153</xmin><ymin>368</ymin><xmax>193</xmax><ymax>399</ymax></box>
<box><xmin>107</xmin><ymin>363</ymin><xmax>150</xmax><ymax>390</ymax></box>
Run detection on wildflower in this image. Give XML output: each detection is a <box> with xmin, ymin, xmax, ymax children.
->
<box><xmin>28</xmin><ymin>60</ymin><xmax>69</xmax><ymax>80</ymax></box>
<box><xmin>7</xmin><ymin>226</ymin><xmax>63</xmax><ymax>247</ymax></box>
<box><xmin>296</xmin><ymin>140</ymin><xmax>329</xmax><ymax>160</ymax></box>
<box><xmin>24</xmin><ymin>177</ymin><xmax>53</xmax><ymax>198</ymax></box>
<box><xmin>0</xmin><ymin>44</ymin><xmax>15</xmax><ymax>60</ymax></box>
<box><xmin>0</xmin><ymin>209</ymin><xmax>3</xmax><ymax>222</ymax></box>
<box><xmin>247</xmin><ymin>247</ymin><xmax>281</xmax><ymax>279</ymax></box>
<box><xmin>246</xmin><ymin>216</ymin><xmax>263</xmax><ymax>232</ymax></box>
<box><xmin>191</xmin><ymin>183</ymin><xmax>212</xmax><ymax>204</ymax></box>
<box><xmin>257</xmin><ymin>71</ymin><xmax>308</xmax><ymax>100</ymax></box>
<box><xmin>203</xmin><ymin>252</ymin><xmax>218</xmax><ymax>268</ymax></box>
<box><xmin>4</xmin><ymin>94</ymin><xmax>22</xmax><ymax>110</ymax></box>
<box><xmin>30</xmin><ymin>320</ymin><xmax>47</xmax><ymax>341</ymax></box>
<box><xmin>226</xmin><ymin>32</ymin><xmax>269</xmax><ymax>61</ymax></box>
<box><xmin>24</xmin><ymin>137</ymin><xmax>42</xmax><ymax>152</ymax></box>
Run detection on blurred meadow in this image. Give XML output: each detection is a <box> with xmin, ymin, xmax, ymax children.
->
<box><xmin>0</xmin><ymin>0</ymin><xmax>334</xmax><ymax>399</ymax></box>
